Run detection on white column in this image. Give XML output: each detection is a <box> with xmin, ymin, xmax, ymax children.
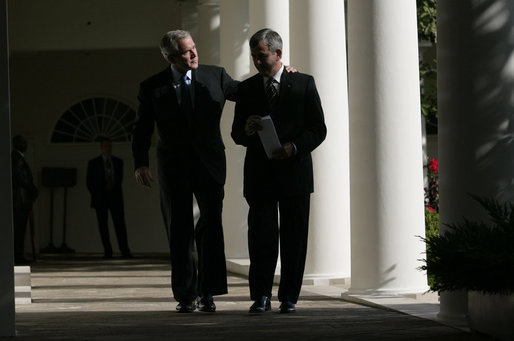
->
<box><xmin>197</xmin><ymin>0</ymin><xmax>220</xmax><ymax>65</ymax></box>
<box><xmin>437</xmin><ymin>0</ymin><xmax>514</xmax><ymax>324</ymax></box>
<box><xmin>290</xmin><ymin>0</ymin><xmax>351</xmax><ymax>282</ymax></box>
<box><xmin>249</xmin><ymin>0</ymin><xmax>290</xmax><ymax>65</ymax></box>
<box><xmin>0</xmin><ymin>0</ymin><xmax>15</xmax><ymax>336</ymax></box>
<box><xmin>219</xmin><ymin>0</ymin><xmax>250</xmax><ymax>258</ymax></box>
<box><xmin>347</xmin><ymin>0</ymin><xmax>428</xmax><ymax>294</ymax></box>
<box><xmin>179</xmin><ymin>0</ymin><xmax>199</xmax><ymax>39</ymax></box>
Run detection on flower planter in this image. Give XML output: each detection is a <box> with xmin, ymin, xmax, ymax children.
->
<box><xmin>467</xmin><ymin>291</ymin><xmax>514</xmax><ymax>340</ymax></box>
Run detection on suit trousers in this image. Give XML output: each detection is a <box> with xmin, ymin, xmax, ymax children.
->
<box><xmin>94</xmin><ymin>193</ymin><xmax>130</xmax><ymax>256</ymax></box>
<box><xmin>246</xmin><ymin>194</ymin><xmax>310</xmax><ymax>304</ymax></box>
<box><xmin>158</xmin><ymin>159</ymin><xmax>228</xmax><ymax>302</ymax></box>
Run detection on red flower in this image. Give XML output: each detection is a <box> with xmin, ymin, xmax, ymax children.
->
<box><xmin>426</xmin><ymin>206</ymin><xmax>435</xmax><ymax>212</ymax></box>
<box><xmin>428</xmin><ymin>158</ymin><xmax>439</xmax><ymax>173</ymax></box>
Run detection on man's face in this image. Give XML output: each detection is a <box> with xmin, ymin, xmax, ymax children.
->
<box><xmin>14</xmin><ymin>138</ymin><xmax>27</xmax><ymax>153</ymax></box>
<box><xmin>169</xmin><ymin>36</ymin><xmax>199</xmax><ymax>73</ymax></box>
<box><xmin>101</xmin><ymin>140</ymin><xmax>112</xmax><ymax>156</ymax></box>
<box><xmin>251</xmin><ymin>40</ymin><xmax>282</xmax><ymax>77</ymax></box>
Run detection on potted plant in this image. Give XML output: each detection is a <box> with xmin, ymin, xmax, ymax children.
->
<box><xmin>420</xmin><ymin>195</ymin><xmax>514</xmax><ymax>339</ymax></box>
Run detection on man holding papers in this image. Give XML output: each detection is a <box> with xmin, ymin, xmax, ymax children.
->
<box><xmin>231</xmin><ymin>28</ymin><xmax>327</xmax><ymax>314</ymax></box>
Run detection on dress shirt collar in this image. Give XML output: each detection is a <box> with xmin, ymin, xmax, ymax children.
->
<box><xmin>263</xmin><ymin>64</ymin><xmax>285</xmax><ymax>86</ymax></box>
<box><xmin>171</xmin><ymin>65</ymin><xmax>192</xmax><ymax>85</ymax></box>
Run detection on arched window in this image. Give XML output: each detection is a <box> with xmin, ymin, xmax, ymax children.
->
<box><xmin>51</xmin><ymin>97</ymin><xmax>136</xmax><ymax>143</ymax></box>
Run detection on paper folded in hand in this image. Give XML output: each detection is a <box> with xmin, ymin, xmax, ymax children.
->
<box><xmin>257</xmin><ymin>115</ymin><xmax>282</xmax><ymax>159</ymax></box>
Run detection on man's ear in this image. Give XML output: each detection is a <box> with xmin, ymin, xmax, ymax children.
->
<box><xmin>276</xmin><ymin>48</ymin><xmax>283</xmax><ymax>59</ymax></box>
<box><xmin>166</xmin><ymin>55</ymin><xmax>175</xmax><ymax>64</ymax></box>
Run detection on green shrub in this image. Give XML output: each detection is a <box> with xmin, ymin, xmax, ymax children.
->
<box><xmin>420</xmin><ymin>195</ymin><xmax>514</xmax><ymax>294</ymax></box>
<box><xmin>425</xmin><ymin>208</ymin><xmax>439</xmax><ymax>239</ymax></box>
<box><xmin>424</xmin><ymin>207</ymin><xmax>439</xmax><ymax>289</ymax></box>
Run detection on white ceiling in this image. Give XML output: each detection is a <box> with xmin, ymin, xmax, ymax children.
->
<box><xmin>7</xmin><ymin>0</ymin><xmax>189</xmax><ymax>51</ymax></box>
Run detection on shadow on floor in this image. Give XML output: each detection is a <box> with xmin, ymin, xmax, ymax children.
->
<box><xmin>13</xmin><ymin>254</ymin><xmax>492</xmax><ymax>340</ymax></box>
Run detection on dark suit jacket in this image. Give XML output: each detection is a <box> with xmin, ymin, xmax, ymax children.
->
<box><xmin>11</xmin><ymin>150</ymin><xmax>38</xmax><ymax>210</ymax></box>
<box><xmin>231</xmin><ymin>70</ymin><xmax>327</xmax><ymax>199</ymax></box>
<box><xmin>86</xmin><ymin>155</ymin><xmax>124</xmax><ymax>208</ymax></box>
<box><xmin>132</xmin><ymin>65</ymin><xmax>238</xmax><ymax>187</ymax></box>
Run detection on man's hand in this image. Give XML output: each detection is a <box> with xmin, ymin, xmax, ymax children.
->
<box><xmin>285</xmin><ymin>65</ymin><xmax>298</xmax><ymax>73</ymax></box>
<box><xmin>272</xmin><ymin>142</ymin><xmax>295</xmax><ymax>160</ymax></box>
<box><xmin>135</xmin><ymin>166</ymin><xmax>153</xmax><ymax>188</ymax></box>
<box><xmin>245</xmin><ymin>115</ymin><xmax>263</xmax><ymax>135</ymax></box>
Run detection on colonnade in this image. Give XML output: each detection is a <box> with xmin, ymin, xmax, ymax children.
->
<box><xmin>1</xmin><ymin>0</ymin><xmax>435</xmax><ymax>336</ymax></box>
<box><xmin>194</xmin><ymin>0</ymin><xmax>427</xmax><ymax>290</ymax></box>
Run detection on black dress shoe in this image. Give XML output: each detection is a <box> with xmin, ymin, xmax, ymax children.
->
<box><xmin>249</xmin><ymin>296</ymin><xmax>271</xmax><ymax>313</ymax></box>
<box><xmin>198</xmin><ymin>294</ymin><xmax>216</xmax><ymax>312</ymax></box>
<box><xmin>279</xmin><ymin>301</ymin><xmax>296</xmax><ymax>314</ymax></box>
<box><xmin>176</xmin><ymin>301</ymin><xmax>196</xmax><ymax>313</ymax></box>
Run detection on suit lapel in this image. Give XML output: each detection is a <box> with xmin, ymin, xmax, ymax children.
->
<box><xmin>192</xmin><ymin>69</ymin><xmax>204</xmax><ymax>110</ymax></box>
<box><xmin>190</xmin><ymin>69</ymin><xmax>200</xmax><ymax>121</ymax></box>
<box><xmin>96</xmin><ymin>156</ymin><xmax>106</xmax><ymax>187</ymax></box>
<box><xmin>253</xmin><ymin>75</ymin><xmax>269</xmax><ymax>114</ymax></box>
<box><xmin>278</xmin><ymin>70</ymin><xmax>292</xmax><ymax>105</ymax></box>
<box><xmin>153</xmin><ymin>68</ymin><xmax>179</xmax><ymax>111</ymax></box>
<box><xmin>193</xmin><ymin>67</ymin><xmax>216</xmax><ymax>107</ymax></box>
<box><xmin>153</xmin><ymin>68</ymin><xmax>184</xmax><ymax>122</ymax></box>
<box><xmin>268</xmin><ymin>71</ymin><xmax>293</xmax><ymax>134</ymax></box>
<box><xmin>265</xmin><ymin>70</ymin><xmax>291</xmax><ymax>117</ymax></box>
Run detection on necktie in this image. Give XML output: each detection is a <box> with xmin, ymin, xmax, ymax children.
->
<box><xmin>105</xmin><ymin>158</ymin><xmax>113</xmax><ymax>191</ymax></box>
<box><xmin>265</xmin><ymin>78</ymin><xmax>278</xmax><ymax>111</ymax></box>
<box><xmin>181</xmin><ymin>74</ymin><xmax>193</xmax><ymax>116</ymax></box>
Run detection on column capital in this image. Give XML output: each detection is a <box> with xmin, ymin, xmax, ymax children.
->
<box><xmin>198</xmin><ymin>0</ymin><xmax>219</xmax><ymax>6</ymax></box>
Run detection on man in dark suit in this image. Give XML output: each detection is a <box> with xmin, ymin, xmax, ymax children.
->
<box><xmin>132</xmin><ymin>30</ymin><xmax>238</xmax><ymax>313</ymax></box>
<box><xmin>87</xmin><ymin>138</ymin><xmax>131</xmax><ymax>259</ymax></box>
<box><xmin>11</xmin><ymin>135</ymin><xmax>38</xmax><ymax>265</ymax></box>
<box><xmin>231</xmin><ymin>28</ymin><xmax>327</xmax><ymax>314</ymax></box>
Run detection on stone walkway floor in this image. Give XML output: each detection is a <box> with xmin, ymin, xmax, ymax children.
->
<box><xmin>12</xmin><ymin>255</ymin><xmax>492</xmax><ymax>340</ymax></box>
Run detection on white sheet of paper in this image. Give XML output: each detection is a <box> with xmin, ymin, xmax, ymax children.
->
<box><xmin>257</xmin><ymin>115</ymin><xmax>281</xmax><ymax>159</ymax></box>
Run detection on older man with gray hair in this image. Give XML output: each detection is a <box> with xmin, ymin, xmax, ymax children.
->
<box><xmin>132</xmin><ymin>30</ymin><xmax>238</xmax><ymax>313</ymax></box>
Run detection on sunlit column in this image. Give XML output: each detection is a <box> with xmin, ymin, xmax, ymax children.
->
<box><xmin>248</xmin><ymin>0</ymin><xmax>290</xmax><ymax>65</ymax></box>
<box><xmin>219</xmin><ymin>0</ymin><xmax>250</xmax><ymax>258</ymax></box>
<box><xmin>197</xmin><ymin>0</ymin><xmax>220</xmax><ymax>65</ymax></box>
<box><xmin>290</xmin><ymin>0</ymin><xmax>351</xmax><ymax>282</ymax></box>
<box><xmin>347</xmin><ymin>0</ymin><xmax>428</xmax><ymax>294</ymax></box>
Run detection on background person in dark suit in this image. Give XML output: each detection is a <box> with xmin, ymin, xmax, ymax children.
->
<box><xmin>11</xmin><ymin>135</ymin><xmax>38</xmax><ymax>265</ymax></box>
<box><xmin>231</xmin><ymin>28</ymin><xmax>327</xmax><ymax>314</ymax></box>
<box><xmin>131</xmin><ymin>30</ymin><xmax>238</xmax><ymax>313</ymax></box>
<box><xmin>87</xmin><ymin>138</ymin><xmax>131</xmax><ymax>259</ymax></box>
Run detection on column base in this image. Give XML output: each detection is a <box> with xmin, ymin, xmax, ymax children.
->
<box><xmin>14</xmin><ymin>266</ymin><xmax>31</xmax><ymax>304</ymax></box>
<box><xmin>342</xmin><ymin>290</ymin><xmax>440</xmax><ymax>322</ymax></box>
<box><xmin>303</xmin><ymin>274</ymin><xmax>351</xmax><ymax>287</ymax></box>
<box><xmin>227</xmin><ymin>258</ymin><xmax>351</xmax><ymax>287</ymax></box>
<box><xmin>226</xmin><ymin>258</ymin><xmax>282</xmax><ymax>284</ymax></box>
<box><xmin>437</xmin><ymin>290</ymin><xmax>468</xmax><ymax>329</ymax></box>
<box><xmin>346</xmin><ymin>285</ymin><xmax>430</xmax><ymax>296</ymax></box>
